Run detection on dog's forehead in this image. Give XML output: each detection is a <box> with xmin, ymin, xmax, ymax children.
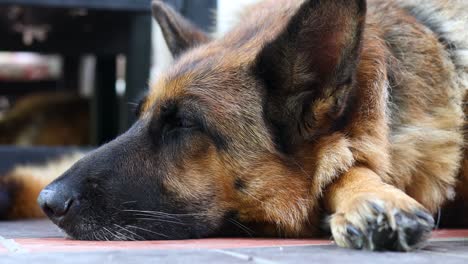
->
<box><xmin>145</xmin><ymin>50</ymin><xmax>249</xmax><ymax>111</ymax></box>
<box><xmin>144</xmin><ymin>1</ymin><xmax>300</xmax><ymax>112</ymax></box>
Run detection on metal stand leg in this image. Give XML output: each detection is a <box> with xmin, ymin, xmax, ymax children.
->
<box><xmin>92</xmin><ymin>55</ymin><xmax>118</xmax><ymax>145</ymax></box>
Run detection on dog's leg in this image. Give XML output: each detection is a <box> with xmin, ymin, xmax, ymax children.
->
<box><xmin>324</xmin><ymin>167</ymin><xmax>435</xmax><ymax>251</ymax></box>
<box><xmin>0</xmin><ymin>153</ymin><xmax>83</xmax><ymax>219</ymax></box>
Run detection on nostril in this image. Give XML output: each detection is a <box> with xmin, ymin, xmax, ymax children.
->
<box><xmin>41</xmin><ymin>202</ymin><xmax>55</xmax><ymax>218</ymax></box>
<box><xmin>63</xmin><ymin>198</ymin><xmax>74</xmax><ymax>215</ymax></box>
<box><xmin>38</xmin><ymin>189</ymin><xmax>74</xmax><ymax>219</ymax></box>
<box><xmin>41</xmin><ymin>198</ymin><xmax>73</xmax><ymax>218</ymax></box>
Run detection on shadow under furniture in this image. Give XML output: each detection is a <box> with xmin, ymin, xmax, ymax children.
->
<box><xmin>0</xmin><ymin>0</ymin><xmax>153</xmax><ymax>145</ymax></box>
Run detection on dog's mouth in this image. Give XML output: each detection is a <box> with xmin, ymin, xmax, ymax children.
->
<box><xmin>51</xmin><ymin>207</ymin><xmax>256</xmax><ymax>241</ymax></box>
<box><xmin>50</xmin><ymin>208</ymin><xmax>217</xmax><ymax>241</ymax></box>
<box><xmin>56</xmin><ymin>217</ymin><xmax>181</xmax><ymax>241</ymax></box>
<box><xmin>64</xmin><ymin>224</ymin><xmax>167</xmax><ymax>241</ymax></box>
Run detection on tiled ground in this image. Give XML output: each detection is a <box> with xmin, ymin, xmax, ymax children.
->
<box><xmin>1</xmin><ymin>220</ymin><xmax>467</xmax><ymax>264</ymax></box>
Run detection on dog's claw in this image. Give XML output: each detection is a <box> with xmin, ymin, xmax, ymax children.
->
<box><xmin>332</xmin><ymin>200</ymin><xmax>435</xmax><ymax>251</ymax></box>
<box><xmin>415</xmin><ymin>210</ymin><xmax>436</xmax><ymax>226</ymax></box>
<box><xmin>346</xmin><ymin>225</ymin><xmax>364</xmax><ymax>249</ymax></box>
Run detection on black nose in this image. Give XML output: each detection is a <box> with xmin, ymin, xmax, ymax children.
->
<box><xmin>37</xmin><ymin>186</ymin><xmax>74</xmax><ymax>220</ymax></box>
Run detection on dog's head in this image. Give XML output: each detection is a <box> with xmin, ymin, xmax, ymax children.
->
<box><xmin>38</xmin><ymin>0</ymin><xmax>365</xmax><ymax>240</ymax></box>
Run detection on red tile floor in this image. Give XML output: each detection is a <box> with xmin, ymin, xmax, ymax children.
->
<box><xmin>1</xmin><ymin>220</ymin><xmax>467</xmax><ymax>263</ymax></box>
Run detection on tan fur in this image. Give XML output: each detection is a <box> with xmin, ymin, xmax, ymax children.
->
<box><xmin>0</xmin><ymin>92</ymin><xmax>90</xmax><ymax>146</ymax></box>
<box><xmin>1</xmin><ymin>153</ymin><xmax>84</xmax><ymax>218</ymax></box>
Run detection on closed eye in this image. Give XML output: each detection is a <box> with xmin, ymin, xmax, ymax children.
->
<box><xmin>176</xmin><ymin>117</ymin><xmax>197</xmax><ymax>129</ymax></box>
<box><xmin>149</xmin><ymin>99</ymin><xmax>227</xmax><ymax>150</ymax></box>
<box><xmin>164</xmin><ymin>115</ymin><xmax>200</xmax><ymax>136</ymax></box>
<box><xmin>151</xmin><ymin>102</ymin><xmax>202</xmax><ymax>141</ymax></box>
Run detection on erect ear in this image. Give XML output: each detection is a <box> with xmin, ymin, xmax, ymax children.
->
<box><xmin>152</xmin><ymin>0</ymin><xmax>210</xmax><ymax>57</ymax></box>
<box><xmin>255</xmin><ymin>0</ymin><xmax>366</xmax><ymax>150</ymax></box>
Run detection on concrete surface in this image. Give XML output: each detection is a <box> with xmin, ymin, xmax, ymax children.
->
<box><xmin>1</xmin><ymin>220</ymin><xmax>467</xmax><ymax>264</ymax></box>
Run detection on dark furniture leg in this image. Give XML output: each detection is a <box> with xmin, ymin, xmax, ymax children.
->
<box><xmin>123</xmin><ymin>14</ymin><xmax>152</xmax><ymax>130</ymax></box>
<box><xmin>92</xmin><ymin>55</ymin><xmax>118</xmax><ymax>145</ymax></box>
<box><xmin>62</xmin><ymin>55</ymin><xmax>80</xmax><ymax>91</ymax></box>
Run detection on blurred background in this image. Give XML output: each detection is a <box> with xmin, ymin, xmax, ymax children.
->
<box><xmin>0</xmin><ymin>0</ymin><xmax>257</xmax><ymax>150</ymax></box>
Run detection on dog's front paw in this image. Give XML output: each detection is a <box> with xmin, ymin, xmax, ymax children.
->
<box><xmin>329</xmin><ymin>192</ymin><xmax>434</xmax><ymax>251</ymax></box>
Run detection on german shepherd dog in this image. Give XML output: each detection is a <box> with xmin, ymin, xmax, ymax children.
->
<box><xmin>1</xmin><ymin>0</ymin><xmax>467</xmax><ymax>252</ymax></box>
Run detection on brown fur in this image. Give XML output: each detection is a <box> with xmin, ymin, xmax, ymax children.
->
<box><xmin>0</xmin><ymin>92</ymin><xmax>90</xmax><ymax>146</ymax></box>
<box><xmin>1</xmin><ymin>0</ymin><xmax>467</xmax><ymax>252</ymax></box>
<box><xmin>145</xmin><ymin>0</ymin><xmax>464</xmax><ymax>233</ymax></box>
<box><xmin>139</xmin><ymin>0</ymin><xmax>467</xmax><ymax>247</ymax></box>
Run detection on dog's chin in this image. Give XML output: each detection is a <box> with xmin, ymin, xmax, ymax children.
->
<box><xmin>55</xmin><ymin>222</ymin><xmax>107</xmax><ymax>241</ymax></box>
<box><xmin>50</xmin><ymin>217</ymin><xmax>133</xmax><ymax>241</ymax></box>
<box><xmin>61</xmin><ymin>229</ymin><xmax>100</xmax><ymax>241</ymax></box>
<box><xmin>54</xmin><ymin>218</ymin><xmax>196</xmax><ymax>241</ymax></box>
<box><xmin>58</xmin><ymin>224</ymin><xmax>145</xmax><ymax>241</ymax></box>
<box><xmin>49</xmin><ymin>210</ymin><xmax>234</xmax><ymax>241</ymax></box>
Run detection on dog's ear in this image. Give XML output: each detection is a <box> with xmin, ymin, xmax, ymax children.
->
<box><xmin>255</xmin><ymin>0</ymin><xmax>366</xmax><ymax>150</ymax></box>
<box><xmin>152</xmin><ymin>0</ymin><xmax>210</xmax><ymax>57</ymax></box>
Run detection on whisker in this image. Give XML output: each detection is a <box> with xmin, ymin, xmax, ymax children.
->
<box><xmin>122</xmin><ymin>201</ymin><xmax>138</xmax><ymax>205</ymax></box>
<box><xmin>114</xmin><ymin>229</ymin><xmax>135</xmax><ymax>241</ymax></box>
<box><xmin>123</xmin><ymin>209</ymin><xmax>205</xmax><ymax>217</ymax></box>
<box><xmin>132</xmin><ymin>212</ymin><xmax>181</xmax><ymax>218</ymax></box>
<box><xmin>101</xmin><ymin>227</ymin><xmax>113</xmax><ymax>241</ymax></box>
<box><xmin>114</xmin><ymin>224</ymin><xmax>144</xmax><ymax>240</ymax></box>
<box><xmin>136</xmin><ymin>217</ymin><xmax>187</xmax><ymax>226</ymax></box>
<box><xmin>93</xmin><ymin>230</ymin><xmax>100</xmax><ymax>241</ymax></box>
<box><xmin>131</xmin><ymin>212</ymin><xmax>181</xmax><ymax>221</ymax></box>
<box><xmin>228</xmin><ymin>218</ymin><xmax>254</xmax><ymax>237</ymax></box>
<box><xmin>109</xmin><ymin>224</ymin><xmax>134</xmax><ymax>241</ymax></box>
<box><xmin>127</xmin><ymin>225</ymin><xmax>170</xmax><ymax>239</ymax></box>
